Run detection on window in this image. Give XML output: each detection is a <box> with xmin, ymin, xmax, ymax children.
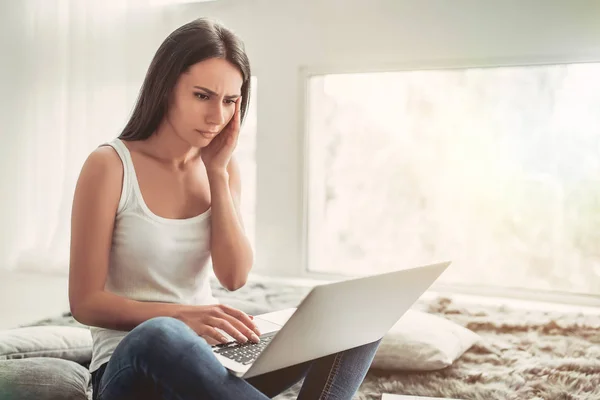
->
<box><xmin>307</xmin><ymin>63</ymin><xmax>600</xmax><ymax>295</ymax></box>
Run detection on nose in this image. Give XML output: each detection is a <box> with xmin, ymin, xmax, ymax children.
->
<box><xmin>205</xmin><ymin>102</ymin><xmax>226</xmax><ymax>126</ymax></box>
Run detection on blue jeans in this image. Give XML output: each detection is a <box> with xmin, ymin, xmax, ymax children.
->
<box><xmin>91</xmin><ymin>317</ymin><xmax>381</xmax><ymax>400</ymax></box>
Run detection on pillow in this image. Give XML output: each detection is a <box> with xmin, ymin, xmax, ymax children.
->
<box><xmin>0</xmin><ymin>358</ymin><xmax>91</xmax><ymax>400</ymax></box>
<box><xmin>0</xmin><ymin>326</ymin><xmax>92</xmax><ymax>364</ymax></box>
<box><xmin>372</xmin><ymin>310</ymin><xmax>480</xmax><ymax>371</ymax></box>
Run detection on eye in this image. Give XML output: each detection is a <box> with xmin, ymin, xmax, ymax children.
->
<box><xmin>195</xmin><ymin>93</ymin><xmax>209</xmax><ymax>100</ymax></box>
<box><xmin>224</xmin><ymin>99</ymin><xmax>237</xmax><ymax>105</ymax></box>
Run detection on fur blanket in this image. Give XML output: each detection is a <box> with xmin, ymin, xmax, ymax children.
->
<box><xmin>28</xmin><ymin>279</ymin><xmax>600</xmax><ymax>399</ymax></box>
<box><xmin>278</xmin><ymin>297</ymin><xmax>600</xmax><ymax>400</ymax></box>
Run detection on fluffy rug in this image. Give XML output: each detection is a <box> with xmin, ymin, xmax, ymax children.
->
<box><xmin>28</xmin><ymin>280</ymin><xmax>600</xmax><ymax>399</ymax></box>
<box><xmin>344</xmin><ymin>297</ymin><xmax>600</xmax><ymax>400</ymax></box>
<box><xmin>205</xmin><ymin>280</ymin><xmax>600</xmax><ymax>400</ymax></box>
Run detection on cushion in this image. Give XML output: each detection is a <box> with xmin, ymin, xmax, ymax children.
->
<box><xmin>0</xmin><ymin>358</ymin><xmax>90</xmax><ymax>400</ymax></box>
<box><xmin>0</xmin><ymin>326</ymin><xmax>92</xmax><ymax>364</ymax></box>
<box><xmin>371</xmin><ymin>310</ymin><xmax>480</xmax><ymax>371</ymax></box>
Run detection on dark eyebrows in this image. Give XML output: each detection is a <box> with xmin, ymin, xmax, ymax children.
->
<box><xmin>193</xmin><ymin>86</ymin><xmax>240</xmax><ymax>100</ymax></box>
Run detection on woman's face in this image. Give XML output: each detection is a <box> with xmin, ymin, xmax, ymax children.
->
<box><xmin>166</xmin><ymin>57</ymin><xmax>243</xmax><ymax>148</ymax></box>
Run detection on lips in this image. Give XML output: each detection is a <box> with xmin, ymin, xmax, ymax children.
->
<box><xmin>196</xmin><ymin>129</ymin><xmax>219</xmax><ymax>138</ymax></box>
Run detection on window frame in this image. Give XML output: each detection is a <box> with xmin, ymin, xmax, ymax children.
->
<box><xmin>277</xmin><ymin>55</ymin><xmax>600</xmax><ymax>307</ymax></box>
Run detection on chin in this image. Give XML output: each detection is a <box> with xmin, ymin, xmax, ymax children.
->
<box><xmin>197</xmin><ymin>136</ymin><xmax>215</xmax><ymax>147</ymax></box>
<box><xmin>182</xmin><ymin>134</ymin><xmax>211</xmax><ymax>148</ymax></box>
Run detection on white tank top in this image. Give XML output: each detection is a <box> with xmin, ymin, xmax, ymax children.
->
<box><xmin>89</xmin><ymin>138</ymin><xmax>218</xmax><ymax>373</ymax></box>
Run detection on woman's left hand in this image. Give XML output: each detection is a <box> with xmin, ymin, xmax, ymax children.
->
<box><xmin>201</xmin><ymin>97</ymin><xmax>241</xmax><ymax>173</ymax></box>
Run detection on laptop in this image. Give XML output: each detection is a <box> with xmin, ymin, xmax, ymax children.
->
<box><xmin>211</xmin><ymin>261</ymin><xmax>451</xmax><ymax>379</ymax></box>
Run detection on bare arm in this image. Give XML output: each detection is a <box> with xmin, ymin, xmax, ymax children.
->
<box><xmin>68</xmin><ymin>147</ymin><xmax>188</xmax><ymax>330</ymax></box>
<box><xmin>208</xmin><ymin>156</ymin><xmax>254</xmax><ymax>291</ymax></box>
<box><xmin>69</xmin><ymin>147</ymin><xmax>259</xmax><ymax>342</ymax></box>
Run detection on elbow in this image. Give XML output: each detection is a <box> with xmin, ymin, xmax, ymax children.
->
<box><xmin>224</xmin><ymin>277</ymin><xmax>247</xmax><ymax>292</ymax></box>
<box><xmin>214</xmin><ymin>254</ymin><xmax>253</xmax><ymax>291</ymax></box>
<box><xmin>69</xmin><ymin>302</ymin><xmax>84</xmax><ymax>325</ymax></box>
<box><xmin>69</xmin><ymin>297</ymin><xmax>92</xmax><ymax>326</ymax></box>
<box><xmin>219</xmin><ymin>273</ymin><xmax>248</xmax><ymax>292</ymax></box>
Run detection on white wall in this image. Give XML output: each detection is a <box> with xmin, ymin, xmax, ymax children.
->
<box><xmin>0</xmin><ymin>1</ymin><xmax>174</xmax><ymax>273</ymax></box>
<box><xmin>1</xmin><ymin>0</ymin><xmax>599</xmax><ymax>277</ymax></box>
<box><xmin>2</xmin><ymin>0</ymin><xmax>598</xmax><ymax>325</ymax></box>
<box><xmin>0</xmin><ymin>1</ymin><xmax>28</xmax><ymax>270</ymax></box>
<box><xmin>169</xmin><ymin>0</ymin><xmax>600</xmax><ymax>277</ymax></box>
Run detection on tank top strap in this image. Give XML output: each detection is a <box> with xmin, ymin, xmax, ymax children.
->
<box><xmin>101</xmin><ymin>138</ymin><xmax>136</xmax><ymax>214</ymax></box>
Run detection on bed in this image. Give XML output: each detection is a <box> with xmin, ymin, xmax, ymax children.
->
<box><xmin>4</xmin><ymin>278</ymin><xmax>600</xmax><ymax>399</ymax></box>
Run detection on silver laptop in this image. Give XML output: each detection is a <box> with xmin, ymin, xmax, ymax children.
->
<box><xmin>212</xmin><ymin>261</ymin><xmax>451</xmax><ymax>379</ymax></box>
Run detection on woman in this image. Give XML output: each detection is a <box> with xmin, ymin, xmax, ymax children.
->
<box><xmin>69</xmin><ymin>18</ymin><xmax>380</xmax><ymax>399</ymax></box>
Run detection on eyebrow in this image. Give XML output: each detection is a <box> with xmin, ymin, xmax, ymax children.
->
<box><xmin>193</xmin><ymin>86</ymin><xmax>240</xmax><ymax>100</ymax></box>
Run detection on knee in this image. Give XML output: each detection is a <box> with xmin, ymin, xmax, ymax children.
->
<box><xmin>135</xmin><ymin>316</ymin><xmax>186</xmax><ymax>338</ymax></box>
<box><xmin>128</xmin><ymin>317</ymin><xmax>206</xmax><ymax>355</ymax></box>
<box><xmin>125</xmin><ymin>317</ymin><xmax>222</xmax><ymax>374</ymax></box>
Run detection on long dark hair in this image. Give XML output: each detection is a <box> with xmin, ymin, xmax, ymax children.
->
<box><xmin>119</xmin><ymin>18</ymin><xmax>251</xmax><ymax>141</ymax></box>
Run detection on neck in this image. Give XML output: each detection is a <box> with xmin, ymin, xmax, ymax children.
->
<box><xmin>144</xmin><ymin>120</ymin><xmax>200</xmax><ymax>167</ymax></box>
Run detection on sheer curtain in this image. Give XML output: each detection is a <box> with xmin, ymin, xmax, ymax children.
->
<box><xmin>0</xmin><ymin>1</ymin><xmax>177</xmax><ymax>274</ymax></box>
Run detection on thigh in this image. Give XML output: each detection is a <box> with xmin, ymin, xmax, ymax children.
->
<box><xmin>246</xmin><ymin>361</ymin><xmax>312</xmax><ymax>398</ymax></box>
<box><xmin>92</xmin><ymin>317</ymin><xmax>197</xmax><ymax>400</ymax></box>
<box><xmin>93</xmin><ymin>317</ymin><xmax>271</xmax><ymax>400</ymax></box>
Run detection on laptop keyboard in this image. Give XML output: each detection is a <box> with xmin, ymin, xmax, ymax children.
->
<box><xmin>213</xmin><ymin>331</ymin><xmax>277</xmax><ymax>365</ymax></box>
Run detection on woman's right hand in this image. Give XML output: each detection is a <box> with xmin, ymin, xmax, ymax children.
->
<box><xmin>175</xmin><ymin>304</ymin><xmax>261</xmax><ymax>345</ymax></box>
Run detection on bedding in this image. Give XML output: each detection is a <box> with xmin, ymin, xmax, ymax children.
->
<box><xmin>5</xmin><ymin>279</ymin><xmax>598</xmax><ymax>399</ymax></box>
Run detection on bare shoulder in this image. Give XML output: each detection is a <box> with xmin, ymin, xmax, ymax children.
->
<box><xmin>83</xmin><ymin>145</ymin><xmax>122</xmax><ymax>173</ymax></box>
<box><xmin>80</xmin><ymin>145</ymin><xmax>122</xmax><ymax>182</ymax></box>
<box><xmin>75</xmin><ymin>145</ymin><xmax>124</xmax><ymax>202</ymax></box>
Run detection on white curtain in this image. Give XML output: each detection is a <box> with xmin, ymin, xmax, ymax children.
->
<box><xmin>0</xmin><ymin>1</ymin><xmax>178</xmax><ymax>274</ymax></box>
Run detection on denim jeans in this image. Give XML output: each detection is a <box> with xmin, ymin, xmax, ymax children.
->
<box><xmin>91</xmin><ymin>316</ymin><xmax>381</xmax><ymax>400</ymax></box>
